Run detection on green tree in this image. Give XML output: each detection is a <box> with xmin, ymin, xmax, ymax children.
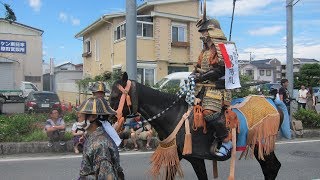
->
<box><xmin>1</xmin><ymin>2</ymin><xmax>16</xmax><ymax>22</ymax></box>
<box><xmin>294</xmin><ymin>63</ymin><xmax>320</xmax><ymax>88</ymax></box>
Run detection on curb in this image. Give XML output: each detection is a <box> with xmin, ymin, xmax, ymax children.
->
<box><xmin>0</xmin><ymin>129</ymin><xmax>319</xmax><ymax>155</ymax></box>
<box><xmin>0</xmin><ymin>138</ymin><xmax>159</xmax><ymax>155</ymax></box>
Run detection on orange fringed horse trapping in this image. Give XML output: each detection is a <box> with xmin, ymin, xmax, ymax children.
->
<box><xmin>150</xmin><ymin>108</ymin><xmax>192</xmax><ymax>180</ymax></box>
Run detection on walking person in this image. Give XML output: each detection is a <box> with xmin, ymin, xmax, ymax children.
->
<box><xmin>78</xmin><ymin>97</ymin><xmax>124</xmax><ymax>180</ymax></box>
<box><xmin>90</xmin><ymin>81</ymin><xmax>122</xmax><ymax>147</ymax></box>
<box><xmin>298</xmin><ymin>85</ymin><xmax>308</xmax><ymax>110</ymax></box>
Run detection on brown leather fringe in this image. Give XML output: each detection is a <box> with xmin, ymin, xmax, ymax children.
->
<box><xmin>150</xmin><ymin>139</ymin><xmax>183</xmax><ymax>180</ymax></box>
<box><xmin>183</xmin><ymin>119</ymin><xmax>192</xmax><ymax>155</ymax></box>
<box><xmin>241</xmin><ymin>113</ymin><xmax>280</xmax><ymax>160</ymax></box>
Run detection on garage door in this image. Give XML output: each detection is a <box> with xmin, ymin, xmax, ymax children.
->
<box><xmin>0</xmin><ymin>62</ymin><xmax>14</xmax><ymax>90</ymax></box>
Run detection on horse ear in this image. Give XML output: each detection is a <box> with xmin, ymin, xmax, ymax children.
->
<box><xmin>122</xmin><ymin>72</ymin><xmax>128</xmax><ymax>82</ymax></box>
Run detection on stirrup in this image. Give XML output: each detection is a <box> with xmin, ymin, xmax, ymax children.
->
<box><xmin>210</xmin><ymin>143</ymin><xmax>232</xmax><ymax>161</ymax></box>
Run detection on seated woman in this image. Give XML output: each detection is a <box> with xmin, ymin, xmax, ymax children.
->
<box><xmin>44</xmin><ymin>109</ymin><xmax>66</xmax><ymax>147</ymax></box>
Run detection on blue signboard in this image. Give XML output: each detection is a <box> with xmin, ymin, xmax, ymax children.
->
<box><xmin>0</xmin><ymin>40</ymin><xmax>26</xmax><ymax>54</ymax></box>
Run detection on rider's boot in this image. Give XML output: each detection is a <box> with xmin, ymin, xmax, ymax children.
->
<box><xmin>204</xmin><ymin>111</ymin><xmax>231</xmax><ymax>161</ymax></box>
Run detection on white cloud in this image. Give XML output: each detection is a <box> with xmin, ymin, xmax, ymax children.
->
<box><xmin>207</xmin><ymin>0</ymin><xmax>278</xmax><ymax>17</ymax></box>
<box><xmin>248</xmin><ymin>25</ymin><xmax>284</xmax><ymax>36</ymax></box>
<box><xmin>238</xmin><ymin>43</ymin><xmax>320</xmax><ymax>63</ymax></box>
<box><xmin>70</xmin><ymin>16</ymin><xmax>80</xmax><ymax>26</ymax></box>
<box><xmin>58</xmin><ymin>13</ymin><xmax>80</xmax><ymax>26</ymax></box>
<box><xmin>42</xmin><ymin>50</ymin><xmax>46</xmax><ymax>56</ymax></box>
<box><xmin>59</xmin><ymin>12</ymin><xmax>68</xmax><ymax>22</ymax></box>
<box><xmin>59</xmin><ymin>46</ymin><xmax>65</xmax><ymax>49</ymax></box>
<box><xmin>28</xmin><ymin>0</ymin><xmax>41</xmax><ymax>12</ymax></box>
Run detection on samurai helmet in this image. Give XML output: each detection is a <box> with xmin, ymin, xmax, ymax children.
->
<box><xmin>90</xmin><ymin>81</ymin><xmax>110</xmax><ymax>93</ymax></box>
<box><xmin>77</xmin><ymin>97</ymin><xmax>117</xmax><ymax>116</ymax></box>
<box><xmin>196</xmin><ymin>0</ymin><xmax>227</xmax><ymax>40</ymax></box>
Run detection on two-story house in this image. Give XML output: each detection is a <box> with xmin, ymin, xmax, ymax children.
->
<box><xmin>75</xmin><ymin>0</ymin><xmax>202</xmax><ymax>86</ymax></box>
<box><xmin>281</xmin><ymin>58</ymin><xmax>320</xmax><ymax>78</ymax></box>
<box><xmin>240</xmin><ymin>59</ymin><xmax>282</xmax><ymax>83</ymax></box>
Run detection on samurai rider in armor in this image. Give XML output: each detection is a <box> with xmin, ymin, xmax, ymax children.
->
<box><xmin>90</xmin><ymin>81</ymin><xmax>122</xmax><ymax>147</ymax></box>
<box><xmin>77</xmin><ymin>97</ymin><xmax>124</xmax><ymax>180</ymax></box>
<box><xmin>193</xmin><ymin>1</ymin><xmax>233</xmax><ymax>159</ymax></box>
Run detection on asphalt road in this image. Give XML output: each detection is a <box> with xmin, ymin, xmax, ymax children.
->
<box><xmin>0</xmin><ymin>139</ymin><xmax>319</xmax><ymax>180</ymax></box>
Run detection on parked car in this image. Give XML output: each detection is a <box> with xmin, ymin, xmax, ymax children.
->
<box><xmin>25</xmin><ymin>91</ymin><xmax>61</xmax><ymax>113</ymax></box>
<box><xmin>154</xmin><ymin>72</ymin><xmax>192</xmax><ymax>91</ymax></box>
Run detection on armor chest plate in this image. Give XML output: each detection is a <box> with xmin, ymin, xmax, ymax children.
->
<box><xmin>201</xmin><ymin>50</ymin><xmax>211</xmax><ymax>72</ymax></box>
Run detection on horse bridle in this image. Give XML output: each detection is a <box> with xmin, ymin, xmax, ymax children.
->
<box><xmin>115</xmin><ymin>80</ymin><xmax>134</xmax><ymax>132</ymax></box>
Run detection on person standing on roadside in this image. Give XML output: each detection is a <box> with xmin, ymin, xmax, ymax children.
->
<box><xmin>298</xmin><ymin>85</ymin><xmax>308</xmax><ymax>110</ymax></box>
<box><xmin>279</xmin><ymin>79</ymin><xmax>291</xmax><ymax>114</ymax></box>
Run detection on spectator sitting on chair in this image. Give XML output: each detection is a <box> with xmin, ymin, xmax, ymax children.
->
<box><xmin>130</xmin><ymin>115</ymin><xmax>153</xmax><ymax>151</ymax></box>
<box><xmin>71</xmin><ymin>112</ymin><xmax>89</xmax><ymax>153</ymax></box>
<box><xmin>45</xmin><ymin>109</ymin><xmax>66</xmax><ymax>147</ymax></box>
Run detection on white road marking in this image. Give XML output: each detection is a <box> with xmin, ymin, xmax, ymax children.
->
<box><xmin>0</xmin><ymin>139</ymin><xmax>319</xmax><ymax>162</ymax></box>
<box><xmin>276</xmin><ymin>139</ymin><xmax>320</xmax><ymax>145</ymax></box>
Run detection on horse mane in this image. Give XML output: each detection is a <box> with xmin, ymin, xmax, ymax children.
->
<box><xmin>135</xmin><ymin>82</ymin><xmax>181</xmax><ymax>110</ymax></box>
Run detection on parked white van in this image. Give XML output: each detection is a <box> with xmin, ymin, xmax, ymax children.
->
<box><xmin>154</xmin><ymin>72</ymin><xmax>192</xmax><ymax>90</ymax></box>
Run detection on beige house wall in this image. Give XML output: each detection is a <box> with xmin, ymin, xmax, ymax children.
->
<box><xmin>79</xmin><ymin>1</ymin><xmax>202</xmax><ymax>82</ymax></box>
<box><xmin>155</xmin><ymin>1</ymin><xmax>199</xmax><ymax>18</ymax></box>
<box><xmin>156</xmin><ymin>61</ymin><xmax>168</xmax><ymax>81</ymax></box>
<box><xmin>83</xmin><ymin>24</ymin><xmax>112</xmax><ymax>77</ymax></box>
<box><xmin>154</xmin><ymin>17</ymin><xmax>171</xmax><ymax>61</ymax></box>
<box><xmin>137</xmin><ymin>39</ymin><xmax>155</xmax><ymax>61</ymax></box>
<box><xmin>0</xmin><ymin>21</ymin><xmax>43</xmax><ymax>89</ymax></box>
<box><xmin>171</xmin><ymin>47</ymin><xmax>189</xmax><ymax>63</ymax></box>
<box><xmin>57</xmin><ymin>91</ymin><xmax>87</xmax><ymax>106</ymax></box>
<box><xmin>113</xmin><ymin>40</ymin><xmax>126</xmax><ymax>70</ymax></box>
<box><xmin>189</xmin><ymin>22</ymin><xmax>202</xmax><ymax>63</ymax></box>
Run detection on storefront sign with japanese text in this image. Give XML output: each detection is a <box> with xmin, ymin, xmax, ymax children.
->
<box><xmin>0</xmin><ymin>40</ymin><xmax>26</xmax><ymax>53</ymax></box>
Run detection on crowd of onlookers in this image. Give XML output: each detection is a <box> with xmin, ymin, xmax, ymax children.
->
<box><xmin>43</xmin><ymin>108</ymin><xmax>153</xmax><ymax>154</ymax></box>
<box><xmin>297</xmin><ymin>85</ymin><xmax>317</xmax><ymax>112</ymax></box>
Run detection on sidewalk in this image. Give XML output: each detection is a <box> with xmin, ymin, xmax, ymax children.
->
<box><xmin>0</xmin><ymin>129</ymin><xmax>319</xmax><ymax>155</ymax></box>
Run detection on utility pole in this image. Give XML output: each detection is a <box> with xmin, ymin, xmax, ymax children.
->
<box><xmin>286</xmin><ymin>0</ymin><xmax>294</xmax><ymax>117</ymax></box>
<box><xmin>126</xmin><ymin>0</ymin><xmax>137</xmax><ymax>80</ymax></box>
<box><xmin>229</xmin><ymin>0</ymin><xmax>236</xmax><ymax>41</ymax></box>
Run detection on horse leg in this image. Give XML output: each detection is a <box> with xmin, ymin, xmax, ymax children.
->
<box><xmin>185</xmin><ymin>157</ymin><xmax>208</xmax><ymax>180</ymax></box>
<box><xmin>254</xmin><ymin>148</ymin><xmax>281</xmax><ymax>180</ymax></box>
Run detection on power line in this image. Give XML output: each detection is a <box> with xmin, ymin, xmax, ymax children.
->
<box><xmin>293</xmin><ymin>0</ymin><xmax>302</xmax><ymax>6</ymax></box>
<box><xmin>287</xmin><ymin>0</ymin><xmax>302</xmax><ymax>6</ymax></box>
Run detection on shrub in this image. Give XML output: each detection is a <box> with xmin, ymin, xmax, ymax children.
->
<box><xmin>293</xmin><ymin>109</ymin><xmax>320</xmax><ymax>128</ymax></box>
<box><xmin>63</xmin><ymin>111</ymin><xmax>77</xmax><ymax>123</ymax></box>
<box><xmin>0</xmin><ymin>113</ymin><xmax>47</xmax><ymax>142</ymax></box>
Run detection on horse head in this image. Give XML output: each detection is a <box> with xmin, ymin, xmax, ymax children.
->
<box><xmin>109</xmin><ymin>72</ymin><xmax>139</xmax><ymax>131</ymax></box>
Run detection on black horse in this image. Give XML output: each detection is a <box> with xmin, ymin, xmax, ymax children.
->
<box><xmin>109</xmin><ymin>73</ymin><xmax>282</xmax><ymax>180</ymax></box>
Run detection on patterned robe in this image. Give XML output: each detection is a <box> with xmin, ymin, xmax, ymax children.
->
<box><xmin>79</xmin><ymin>127</ymin><xmax>122</xmax><ymax>180</ymax></box>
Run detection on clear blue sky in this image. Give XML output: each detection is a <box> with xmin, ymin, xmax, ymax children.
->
<box><xmin>2</xmin><ymin>0</ymin><xmax>319</xmax><ymax>65</ymax></box>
